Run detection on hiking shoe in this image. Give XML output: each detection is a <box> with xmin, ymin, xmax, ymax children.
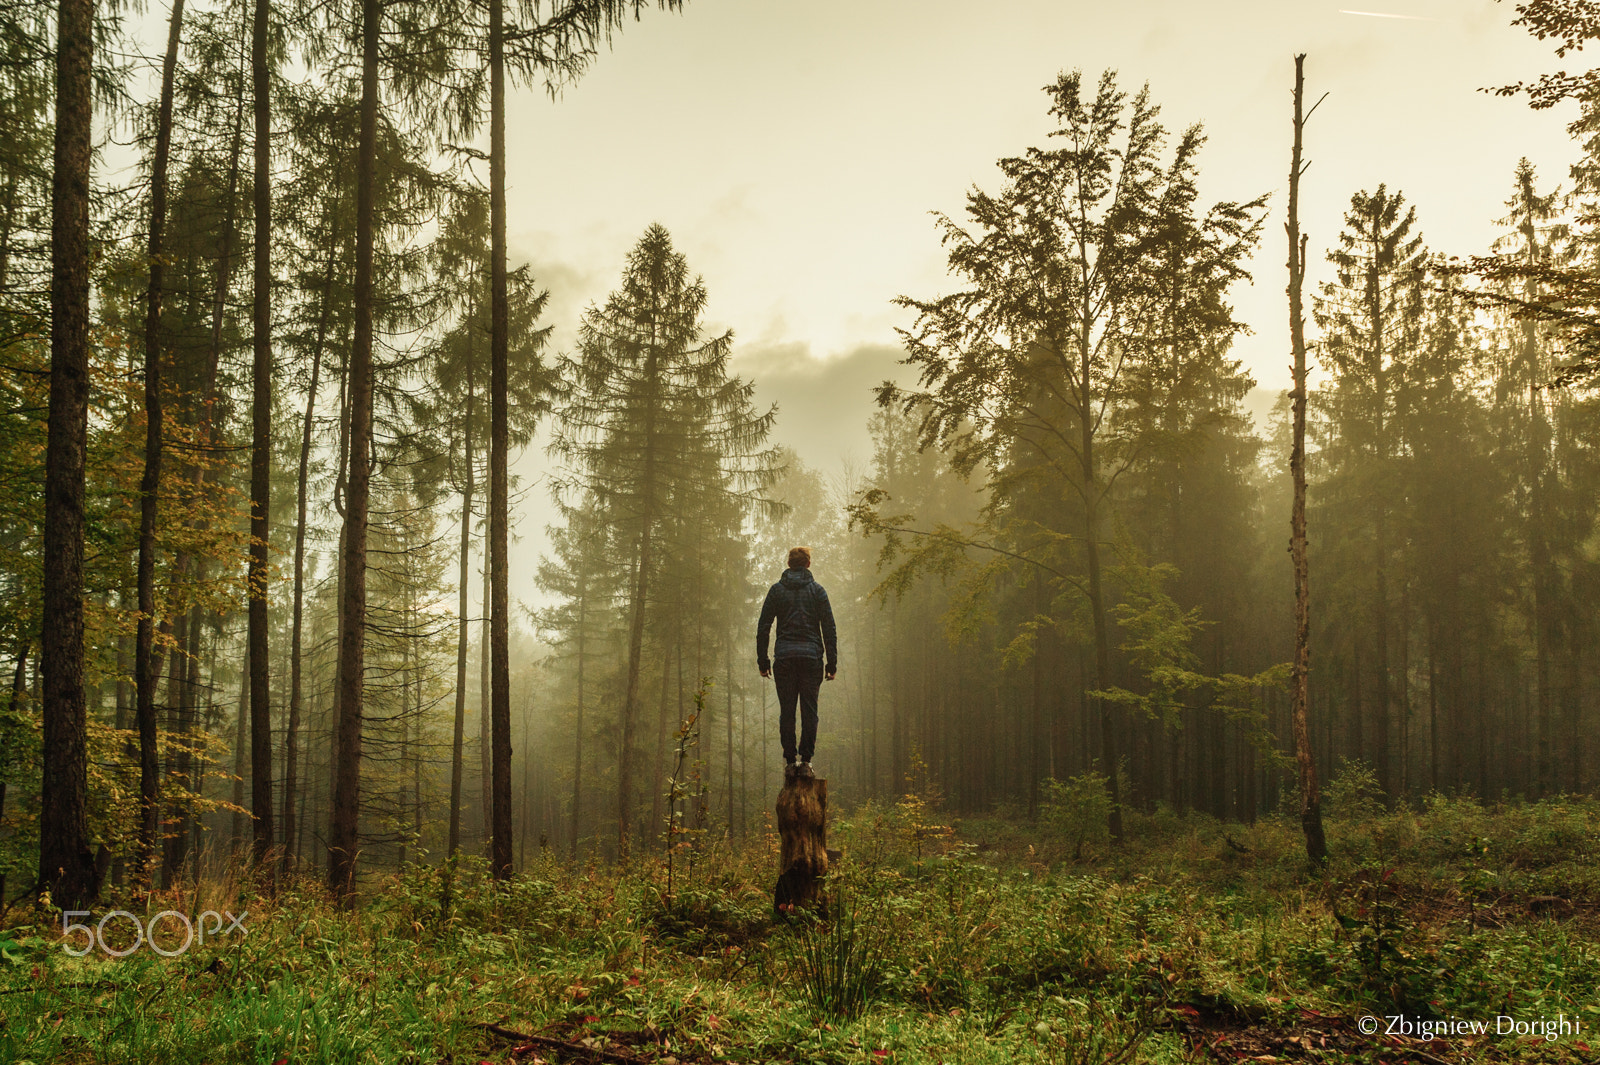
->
<box><xmin>798</xmin><ymin>761</ymin><xmax>815</xmax><ymax>780</ymax></box>
<box><xmin>784</xmin><ymin>761</ymin><xmax>798</xmax><ymax>780</ymax></box>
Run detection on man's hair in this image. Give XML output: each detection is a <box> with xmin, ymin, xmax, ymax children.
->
<box><xmin>787</xmin><ymin>546</ymin><xmax>812</xmax><ymax>569</ymax></box>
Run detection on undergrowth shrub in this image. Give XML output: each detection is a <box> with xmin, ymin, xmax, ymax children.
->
<box><xmin>1323</xmin><ymin>759</ymin><xmax>1385</xmax><ymax>821</ymax></box>
<box><xmin>645</xmin><ymin>881</ymin><xmax>770</xmax><ymax>953</ymax></box>
<box><xmin>785</xmin><ymin>883</ymin><xmax>887</xmax><ymax>1019</ymax></box>
<box><xmin>987</xmin><ymin>877</ymin><xmax>1106</xmax><ymax>994</ymax></box>
<box><xmin>1041</xmin><ymin>771</ymin><xmax>1112</xmax><ymax>861</ymax></box>
<box><xmin>1041</xmin><ymin>998</ymin><xmax>1149</xmax><ymax>1065</ymax></box>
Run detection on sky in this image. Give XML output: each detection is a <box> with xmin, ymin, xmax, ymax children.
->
<box><xmin>111</xmin><ymin>0</ymin><xmax>1585</xmax><ymax>607</ymax></box>
<box><xmin>473</xmin><ymin>0</ymin><xmax>1580</xmax><ymax>604</ymax></box>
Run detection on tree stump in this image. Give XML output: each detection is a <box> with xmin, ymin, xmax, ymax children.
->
<box><xmin>775</xmin><ymin>776</ymin><xmax>828</xmax><ymax>913</ymax></box>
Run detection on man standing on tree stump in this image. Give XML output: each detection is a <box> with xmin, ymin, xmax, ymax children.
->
<box><xmin>756</xmin><ymin>546</ymin><xmax>838</xmax><ymax>781</ymax></box>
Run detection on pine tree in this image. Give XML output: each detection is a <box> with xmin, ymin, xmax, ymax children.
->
<box><xmin>1313</xmin><ymin>185</ymin><xmax>1427</xmax><ymax>798</ymax></box>
<box><xmin>133</xmin><ymin>0</ymin><xmax>187</xmax><ymax>887</ymax></box>
<box><xmin>884</xmin><ymin>71</ymin><xmax>1263</xmax><ymax>841</ymax></box>
<box><xmin>246</xmin><ymin>0</ymin><xmax>276</xmax><ymax>871</ymax></box>
<box><xmin>423</xmin><ymin>185</ymin><xmax>551</xmax><ymax>860</ymax></box>
<box><xmin>40</xmin><ymin>0</ymin><xmax>101</xmax><ymax>909</ymax></box>
<box><xmin>1492</xmin><ymin>160</ymin><xmax>1569</xmax><ymax>797</ymax></box>
<box><xmin>550</xmin><ymin>224</ymin><xmax>776</xmax><ymax>861</ymax></box>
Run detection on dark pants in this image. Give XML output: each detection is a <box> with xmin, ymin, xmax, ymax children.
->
<box><xmin>774</xmin><ymin>656</ymin><xmax>822</xmax><ymax>764</ymax></box>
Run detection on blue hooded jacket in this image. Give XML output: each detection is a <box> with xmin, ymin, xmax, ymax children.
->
<box><xmin>756</xmin><ymin>567</ymin><xmax>838</xmax><ymax>672</ymax></box>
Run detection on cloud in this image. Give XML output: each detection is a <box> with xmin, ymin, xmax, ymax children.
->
<box><xmin>733</xmin><ymin>341</ymin><xmax>911</xmax><ymax>474</ymax></box>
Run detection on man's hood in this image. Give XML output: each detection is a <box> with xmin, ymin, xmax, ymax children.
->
<box><xmin>779</xmin><ymin>568</ymin><xmax>815</xmax><ymax>588</ymax></box>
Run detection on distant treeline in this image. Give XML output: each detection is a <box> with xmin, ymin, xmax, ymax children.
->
<box><xmin>5</xmin><ymin>0</ymin><xmax>1600</xmax><ymax>908</ymax></box>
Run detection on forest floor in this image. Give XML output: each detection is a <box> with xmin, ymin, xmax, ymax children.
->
<box><xmin>4</xmin><ymin>782</ymin><xmax>1600</xmax><ymax>1064</ymax></box>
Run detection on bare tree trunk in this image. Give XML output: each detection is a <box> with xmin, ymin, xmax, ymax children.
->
<box><xmin>1287</xmin><ymin>53</ymin><xmax>1327</xmax><ymax>868</ymax></box>
<box><xmin>283</xmin><ymin>248</ymin><xmax>333</xmax><ymax>874</ymax></box>
<box><xmin>134</xmin><ymin>0</ymin><xmax>185</xmax><ymax>890</ymax></box>
<box><xmin>40</xmin><ymin>0</ymin><xmax>100</xmax><ymax>912</ymax></box>
<box><xmin>487</xmin><ymin>0</ymin><xmax>513</xmax><ymax>881</ymax></box>
<box><xmin>618</xmin><ymin>457</ymin><xmax>657</xmax><ymax>862</ymax></box>
<box><xmin>726</xmin><ymin>627</ymin><xmax>734</xmax><ymax>832</ymax></box>
<box><xmin>1078</xmin><ymin>346</ymin><xmax>1122</xmax><ymax>843</ymax></box>
<box><xmin>231</xmin><ymin>642</ymin><xmax>248</xmax><ymax>852</ymax></box>
<box><xmin>247</xmin><ymin>0</ymin><xmax>274</xmax><ymax>872</ymax></box>
<box><xmin>329</xmin><ymin>0</ymin><xmax>378</xmax><ymax>901</ymax></box>
<box><xmin>163</xmin><ymin>608</ymin><xmax>191</xmax><ymax>885</ymax></box>
<box><xmin>448</xmin><ymin>326</ymin><xmax>474</xmax><ymax>860</ymax></box>
<box><xmin>480</xmin><ymin>563</ymin><xmax>491</xmax><ymax>848</ymax></box>
<box><xmin>1029</xmin><ymin>571</ymin><xmax>1042</xmax><ymax>820</ymax></box>
<box><xmin>570</xmin><ymin>580</ymin><xmax>585</xmax><ymax>858</ymax></box>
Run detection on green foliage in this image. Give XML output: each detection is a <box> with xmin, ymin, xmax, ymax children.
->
<box><xmin>1323</xmin><ymin>759</ymin><xmax>1386</xmax><ymax>821</ymax></box>
<box><xmin>663</xmin><ymin>677</ymin><xmax>712</xmax><ymax>905</ymax></box>
<box><xmin>1040</xmin><ymin>771</ymin><xmax>1112</xmax><ymax>859</ymax></box>
<box><xmin>6</xmin><ymin>798</ymin><xmax>1600</xmax><ymax>1062</ymax></box>
<box><xmin>786</xmin><ymin>884</ymin><xmax>888</xmax><ymax>1020</ymax></box>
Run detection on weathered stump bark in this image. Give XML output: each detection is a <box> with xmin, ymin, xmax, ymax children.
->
<box><xmin>775</xmin><ymin>776</ymin><xmax>827</xmax><ymax>913</ymax></box>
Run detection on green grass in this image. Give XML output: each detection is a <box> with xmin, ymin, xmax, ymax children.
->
<box><xmin>5</xmin><ymin>788</ymin><xmax>1600</xmax><ymax>1063</ymax></box>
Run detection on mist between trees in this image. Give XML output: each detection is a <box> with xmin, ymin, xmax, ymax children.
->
<box><xmin>6</xmin><ymin>0</ymin><xmax>1600</xmax><ymax>908</ymax></box>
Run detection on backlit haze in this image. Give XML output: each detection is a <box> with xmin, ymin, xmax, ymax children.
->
<box><xmin>123</xmin><ymin>0</ymin><xmax>1580</xmax><ymax>606</ymax></box>
<box><xmin>474</xmin><ymin>0</ymin><xmax>1577</xmax><ymax>606</ymax></box>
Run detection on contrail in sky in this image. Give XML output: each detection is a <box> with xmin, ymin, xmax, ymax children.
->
<box><xmin>1339</xmin><ymin>9</ymin><xmax>1435</xmax><ymax>19</ymax></box>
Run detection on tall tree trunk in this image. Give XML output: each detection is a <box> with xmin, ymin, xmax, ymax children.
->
<box><xmin>283</xmin><ymin>248</ymin><xmax>331</xmax><ymax>874</ymax></box>
<box><xmin>162</xmin><ymin>607</ymin><xmax>191</xmax><ymax>884</ymax></box>
<box><xmin>247</xmin><ymin>0</ymin><xmax>274</xmax><ymax>870</ymax></box>
<box><xmin>480</xmin><ymin>564</ymin><xmax>491</xmax><ymax>846</ymax></box>
<box><xmin>40</xmin><ymin>0</ymin><xmax>99</xmax><ymax>910</ymax></box>
<box><xmin>329</xmin><ymin>0</ymin><xmax>378</xmax><ymax>901</ymax></box>
<box><xmin>1077</xmin><ymin>338</ymin><xmax>1122</xmax><ymax>843</ymax></box>
<box><xmin>231</xmin><ymin>636</ymin><xmax>248</xmax><ymax>852</ymax></box>
<box><xmin>1029</xmin><ymin>571</ymin><xmax>1042</xmax><ymax>820</ymax></box>
<box><xmin>1286</xmin><ymin>53</ymin><xmax>1327</xmax><ymax>867</ymax></box>
<box><xmin>650</xmin><ymin>633</ymin><xmax>672</xmax><ymax>847</ymax></box>
<box><xmin>413</xmin><ymin>633</ymin><xmax>423</xmax><ymax>861</ymax></box>
<box><xmin>134</xmin><ymin>0</ymin><xmax>185</xmax><ymax>890</ymax></box>
<box><xmin>617</xmin><ymin>384</ymin><xmax>659</xmax><ymax>863</ymax></box>
<box><xmin>488</xmin><ymin>0</ymin><xmax>513</xmax><ymax>881</ymax></box>
<box><xmin>180</xmin><ymin>611</ymin><xmax>204</xmax><ymax>881</ymax></box>
<box><xmin>448</xmin><ymin>323</ymin><xmax>474</xmax><ymax>859</ymax></box>
<box><xmin>326</xmin><ymin>327</ymin><xmax>349</xmax><ymax>866</ymax></box>
<box><xmin>570</xmin><ymin>580</ymin><xmax>585</xmax><ymax>858</ymax></box>
<box><xmin>1372</xmin><ymin>512</ymin><xmax>1391</xmax><ymax>797</ymax></box>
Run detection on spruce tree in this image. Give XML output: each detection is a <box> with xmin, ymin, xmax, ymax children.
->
<box><xmin>40</xmin><ymin>0</ymin><xmax>100</xmax><ymax>909</ymax></box>
<box><xmin>550</xmin><ymin>224</ymin><xmax>776</xmax><ymax>860</ymax></box>
<box><xmin>1313</xmin><ymin>185</ymin><xmax>1426</xmax><ymax>798</ymax></box>
<box><xmin>884</xmin><ymin>71</ymin><xmax>1263</xmax><ymax>841</ymax></box>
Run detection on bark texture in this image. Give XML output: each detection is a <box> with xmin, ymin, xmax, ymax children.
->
<box><xmin>134</xmin><ymin>0</ymin><xmax>185</xmax><ymax>888</ymax></box>
<box><xmin>1287</xmin><ymin>53</ymin><xmax>1328</xmax><ymax>868</ymax></box>
<box><xmin>248</xmin><ymin>0</ymin><xmax>274</xmax><ymax>869</ymax></box>
<box><xmin>775</xmin><ymin>776</ymin><xmax>828</xmax><ymax>913</ymax></box>
<box><xmin>329</xmin><ymin>0</ymin><xmax>378</xmax><ymax>900</ymax></box>
<box><xmin>41</xmin><ymin>0</ymin><xmax>100</xmax><ymax>910</ymax></box>
<box><xmin>488</xmin><ymin>0</ymin><xmax>513</xmax><ymax>882</ymax></box>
